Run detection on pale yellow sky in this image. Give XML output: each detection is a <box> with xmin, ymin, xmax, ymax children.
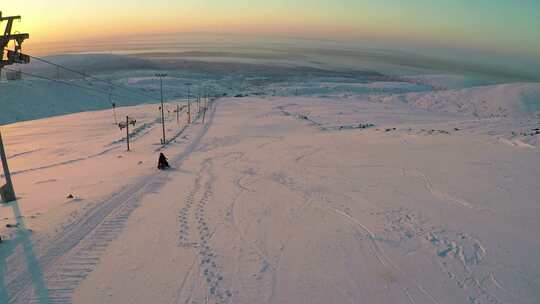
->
<box><xmin>2</xmin><ymin>0</ymin><xmax>540</xmax><ymax>57</ymax></box>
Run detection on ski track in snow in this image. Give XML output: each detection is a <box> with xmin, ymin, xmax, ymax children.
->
<box><xmin>107</xmin><ymin>121</ymin><xmax>157</xmax><ymax>146</ymax></box>
<box><xmin>158</xmin><ymin>108</ymin><xmax>206</xmax><ymax>152</ymax></box>
<box><xmin>227</xmin><ymin>168</ymin><xmax>279</xmax><ymax>304</ymax></box>
<box><xmin>2</xmin><ymin>114</ymin><xmax>187</xmax><ymax>179</ymax></box>
<box><xmin>405</xmin><ymin>168</ymin><xmax>496</xmax><ymax>214</ymax></box>
<box><xmin>2</xmin><ymin>146</ymin><xmax>121</xmax><ymax>178</ymax></box>
<box><xmin>294</xmin><ymin>147</ymin><xmax>324</xmax><ymax>163</ymax></box>
<box><xmin>323</xmin><ymin>205</ymin><xmax>442</xmax><ymax>304</ymax></box>
<box><xmin>269</xmin><ymin>167</ymin><xmax>442</xmax><ymax>304</ymax></box>
<box><xmin>6</xmin><ymin>148</ymin><xmax>43</xmax><ymax>160</ymax></box>
<box><xmin>5</xmin><ymin>101</ymin><xmax>218</xmax><ymax>304</ymax></box>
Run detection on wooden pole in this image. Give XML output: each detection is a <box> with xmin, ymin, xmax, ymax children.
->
<box><xmin>126</xmin><ymin>116</ymin><xmax>130</xmax><ymax>151</ymax></box>
<box><xmin>176</xmin><ymin>104</ymin><xmax>180</xmax><ymax>124</ymax></box>
<box><xmin>0</xmin><ymin>129</ymin><xmax>16</xmax><ymax>202</ymax></box>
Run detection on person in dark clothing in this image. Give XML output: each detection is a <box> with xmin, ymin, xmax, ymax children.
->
<box><xmin>158</xmin><ymin>153</ymin><xmax>170</xmax><ymax>170</ymax></box>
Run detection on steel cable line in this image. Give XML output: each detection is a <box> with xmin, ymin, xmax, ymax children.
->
<box><xmin>3</xmin><ymin>67</ymin><xmax>150</xmax><ymax>103</ymax></box>
<box><xmin>22</xmin><ymin>53</ymin><xmax>161</xmax><ymax>101</ymax></box>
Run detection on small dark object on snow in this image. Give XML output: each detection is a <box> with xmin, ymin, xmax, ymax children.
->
<box><xmin>158</xmin><ymin>153</ymin><xmax>170</xmax><ymax>170</ymax></box>
<box><xmin>67</xmin><ymin>194</ymin><xmax>74</xmax><ymax>199</ymax></box>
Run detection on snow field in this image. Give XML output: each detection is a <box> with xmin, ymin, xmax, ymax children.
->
<box><xmin>0</xmin><ymin>88</ymin><xmax>539</xmax><ymax>303</ymax></box>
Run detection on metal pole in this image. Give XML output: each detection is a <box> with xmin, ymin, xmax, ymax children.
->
<box><xmin>126</xmin><ymin>116</ymin><xmax>130</xmax><ymax>151</ymax></box>
<box><xmin>202</xmin><ymin>104</ymin><xmax>206</xmax><ymax>123</ymax></box>
<box><xmin>109</xmin><ymin>89</ymin><xmax>117</xmax><ymax>125</ymax></box>
<box><xmin>188</xmin><ymin>99</ymin><xmax>191</xmax><ymax>124</ymax></box>
<box><xmin>0</xmin><ymin>12</ymin><xmax>31</xmax><ymax>203</ymax></box>
<box><xmin>112</xmin><ymin>103</ymin><xmax>117</xmax><ymax>125</ymax></box>
<box><xmin>161</xmin><ymin>78</ymin><xmax>165</xmax><ymax>144</ymax></box>
<box><xmin>156</xmin><ymin>74</ymin><xmax>167</xmax><ymax>144</ymax></box>
<box><xmin>0</xmin><ymin>129</ymin><xmax>16</xmax><ymax>202</ymax></box>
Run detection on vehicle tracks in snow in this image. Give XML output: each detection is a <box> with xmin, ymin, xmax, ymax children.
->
<box><xmin>6</xmin><ymin>101</ymin><xmax>218</xmax><ymax>304</ymax></box>
<box><xmin>29</xmin><ymin>182</ymin><xmax>151</xmax><ymax>304</ymax></box>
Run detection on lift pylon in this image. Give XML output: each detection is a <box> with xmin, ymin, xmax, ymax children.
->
<box><xmin>0</xmin><ymin>11</ymin><xmax>30</xmax><ymax>203</ymax></box>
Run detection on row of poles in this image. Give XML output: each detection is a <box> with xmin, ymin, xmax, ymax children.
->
<box><xmin>1</xmin><ymin>11</ymin><xmax>218</xmax><ymax>202</ymax></box>
<box><xmin>120</xmin><ymin>73</ymin><xmax>213</xmax><ymax>152</ymax></box>
<box><xmin>156</xmin><ymin>74</ymin><xmax>213</xmax><ymax>146</ymax></box>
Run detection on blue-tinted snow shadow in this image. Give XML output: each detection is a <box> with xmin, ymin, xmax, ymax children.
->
<box><xmin>0</xmin><ymin>200</ymin><xmax>51</xmax><ymax>303</ymax></box>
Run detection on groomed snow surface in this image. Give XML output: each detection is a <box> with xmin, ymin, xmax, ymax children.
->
<box><xmin>1</xmin><ymin>83</ymin><xmax>540</xmax><ymax>304</ymax></box>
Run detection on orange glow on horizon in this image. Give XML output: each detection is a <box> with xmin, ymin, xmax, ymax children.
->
<box><xmin>2</xmin><ymin>1</ymin><xmax>539</xmax><ymax>57</ymax></box>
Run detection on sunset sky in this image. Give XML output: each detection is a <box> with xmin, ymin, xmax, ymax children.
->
<box><xmin>2</xmin><ymin>1</ymin><xmax>540</xmax><ymax>57</ymax></box>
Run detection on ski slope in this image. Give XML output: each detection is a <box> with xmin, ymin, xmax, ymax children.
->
<box><xmin>0</xmin><ymin>87</ymin><xmax>539</xmax><ymax>303</ymax></box>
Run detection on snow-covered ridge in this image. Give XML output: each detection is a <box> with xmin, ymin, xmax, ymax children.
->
<box><xmin>3</xmin><ymin>52</ymin><xmax>538</xmax><ymax>126</ymax></box>
<box><xmin>373</xmin><ymin>82</ymin><xmax>540</xmax><ymax>118</ymax></box>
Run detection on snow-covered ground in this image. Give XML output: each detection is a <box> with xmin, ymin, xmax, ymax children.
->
<box><xmin>3</xmin><ymin>49</ymin><xmax>531</xmax><ymax>125</ymax></box>
<box><xmin>1</xmin><ymin>79</ymin><xmax>539</xmax><ymax>303</ymax></box>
